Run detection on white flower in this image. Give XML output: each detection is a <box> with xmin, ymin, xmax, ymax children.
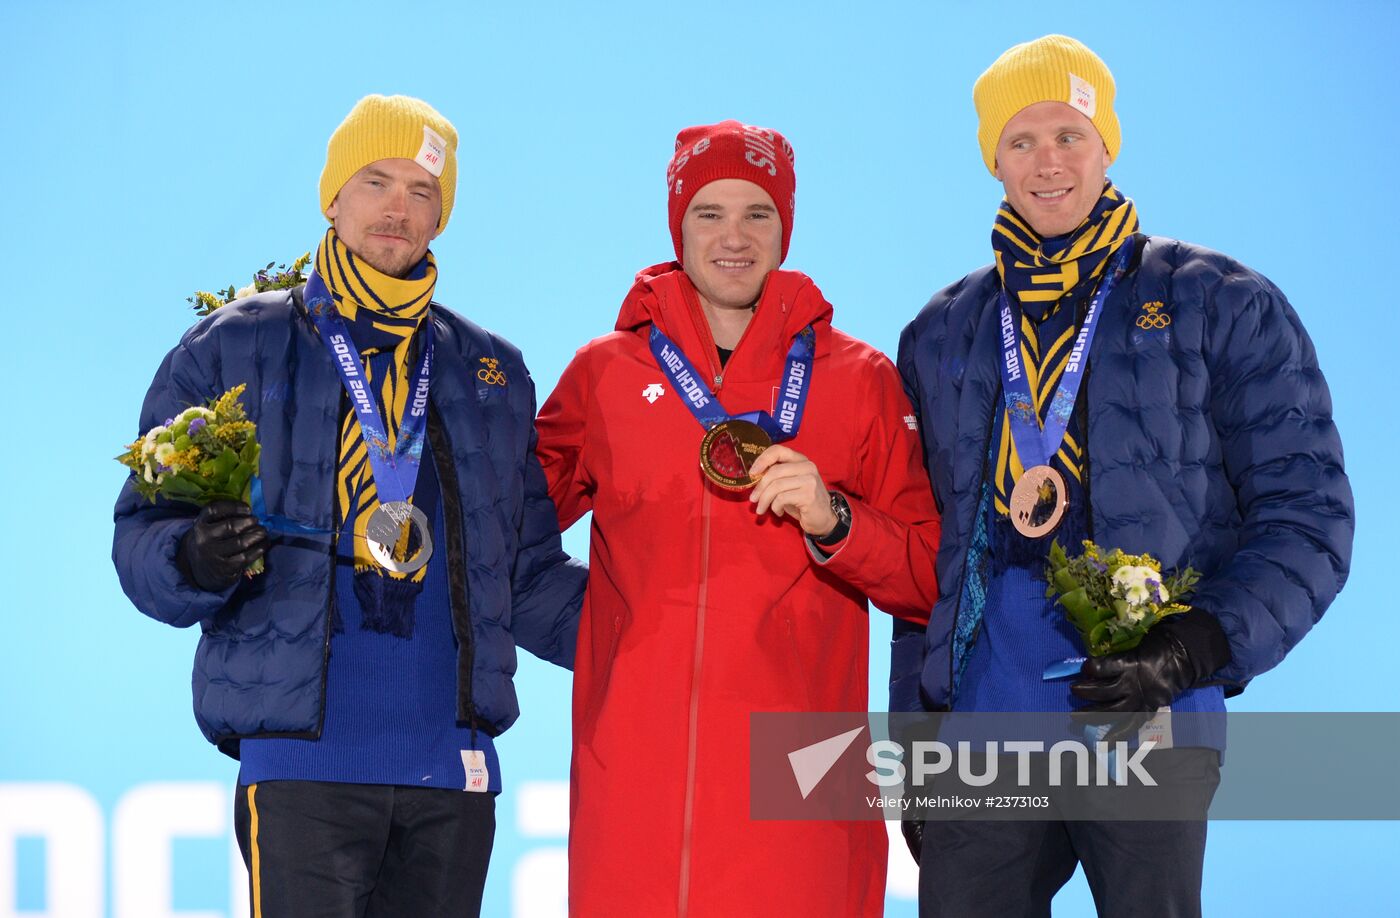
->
<box><xmin>1112</xmin><ymin>565</ymin><xmax>1163</xmax><ymax>606</ymax></box>
<box><xmin>177</xmin><ymin>406</ymin><xmax>216</xmax><ymax>423</ymax></box>
<box><xmin>235</xmin><ymin>283</ymin><xmax>258</xmax><ymax>300</ymax></box>
<box><xmin>154</xmin><ymin>443</ymin><xmax>176</xmax><ymax>464</ymax></box>
<box><xmin>142</xmin><ymin>427</ymin><xmax>166</xmax><ymax>457</ymax></box>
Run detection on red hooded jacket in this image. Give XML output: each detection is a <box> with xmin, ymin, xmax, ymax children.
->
<box><xmin>536</xmin><ymin>264</ymin><xmax>939</xmax><ymax>917</ymax></box>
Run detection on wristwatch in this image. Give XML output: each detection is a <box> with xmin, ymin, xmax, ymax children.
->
<box><xmin>814</xmin><ymin>492</ymin><xmax>852</xmax><ymax>546</ymax></box>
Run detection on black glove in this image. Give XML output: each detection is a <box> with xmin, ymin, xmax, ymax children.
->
<box><xmin>175</xmin><ymin>500</ymin><xmax>269</xmax><ymax>591</ymax></box>
<box><xmin>901</xmin><ymin>813</ymin><xmax>924</xmax><ymax>865</ymax></box>
<box><xmin>1071</xmin><ymin>609</ymin><xmax>1231</xmax><ymax>740</ymax></box>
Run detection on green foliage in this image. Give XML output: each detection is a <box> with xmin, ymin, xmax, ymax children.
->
<box><xmin>1044</xmin><ymin>539</ymin><xmax>1199</xmax><ymax>657</ymax></box>
<box><xmin>116</xmin><ymin>384</ymin><xmax>260</xmax><ymax>507</ymax></box>
<box><xmin>186</xmin><ymin>253</ymin><xmax>312</xmax><ymax>317</ymax></box>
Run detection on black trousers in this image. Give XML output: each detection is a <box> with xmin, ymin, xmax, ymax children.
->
<box><xmin>916</xmin><ymin>749</ymin><xmax>1218</xmax><ymax>918</ymax></box>
<box><xmin>919</xmin><ymin>817</ymin><xmax>1207</xmax><ymax>918</ymax></box>
<box><xmin>233</xmin><ymin>781</ymin><xmax>495</xmax><ymax>918</ymax></box>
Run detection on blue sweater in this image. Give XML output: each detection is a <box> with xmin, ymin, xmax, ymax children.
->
<box><xmin>239</xmin><ymin>437</ymin><xmax>502</xmax><ymax>792</ymax></box>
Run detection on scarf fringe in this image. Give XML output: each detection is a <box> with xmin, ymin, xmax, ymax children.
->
<box><xmin>352</xmin><ymin>571</ymin><xmax>424</xmax><ymax>638</ymax></box>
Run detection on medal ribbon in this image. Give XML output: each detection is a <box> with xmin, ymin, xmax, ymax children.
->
<box><xmin>997</xmin><ymin>242</ymin><xmax>1131</xmax><ymax>471</ymax></box>
<box><xmin>306</xmin><ymin>270</ymin><xmax>434</xmax><ymax>512</ymax></box>
<box><xmin>648</xmin><ymin>324</ymin><xmax>815</xmax><ymax>441</ymax></box>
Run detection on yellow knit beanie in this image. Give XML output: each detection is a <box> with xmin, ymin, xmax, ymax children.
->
<box><xmin>973</xmin><ymin>35</ymin><xmax>1120</xmax><ymax>176</ymax></box>
<box><xmin>319</xmin><ymin>95</ymin><xmax>459</xmax><ymax>233</ymax></box>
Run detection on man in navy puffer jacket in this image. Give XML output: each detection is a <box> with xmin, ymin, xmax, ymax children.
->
<box><xmin>112</xmin><ymin>95</ymin><xmax>585</xmax><ymax>917</ymax></box>
<box><xmin>893</xmin><ymin>37</ymin><xmax>1353</xmax><ymax>917</ymax></box>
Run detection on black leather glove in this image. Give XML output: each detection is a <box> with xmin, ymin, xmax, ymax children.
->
<box><xmin>1071</xmin><ymin>608</ymin><xmax>1231</xmax><ymax>739</ymax></box>
<box><xmin>175</xmin><ymin>500</ymin><xmax>269</xmax><ymax>591</ymax></box>
<box><xmin>901</xmin><ymin>813</ymin><xmax>924</xmax><ymax>865</ymax></box>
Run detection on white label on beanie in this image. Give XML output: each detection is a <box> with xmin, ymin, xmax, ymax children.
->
<box><xmin>1068</xmin><ymin>73</ymin><xmax>1097</xmax><ymax>118</ymax></box>
<box><xmin>416</xmin><ymin>125</ymin><xmax>448</xmax><ymax>177</ymax></box>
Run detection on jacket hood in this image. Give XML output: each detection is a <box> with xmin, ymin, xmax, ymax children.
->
<box><xmin>613</xmin><ymin>262</ymin><xmax>835</xmax><ymax>383</ymax></box>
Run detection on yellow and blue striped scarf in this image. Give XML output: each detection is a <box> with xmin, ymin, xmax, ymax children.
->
<box><xmin>314</xmin><ymin>229</ymin><xmax>437</xmax><ymax>630</ymax></box>
<box><xmin>989</xmin><ymin>183</ymin><xmax>1138</xmax><ymax>518</ymax></box>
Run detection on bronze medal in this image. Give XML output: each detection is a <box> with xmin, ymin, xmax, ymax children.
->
<box><xmin>1009</xmin><ymin>464</ymin><xmax>1068</xmax><ymax>538</ymax></box>
<box><xmin>699</xmin><ymin>419</ymin><xmax>772</xmax><ymax>490</ymax></box>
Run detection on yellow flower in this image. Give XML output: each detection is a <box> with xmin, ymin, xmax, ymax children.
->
<box><xmin>212</xmin><ymin>384</ymin><xmax>249</xmax><ymax>418</ymax></box>
<box><xmin>192</xmin><ymin>291</ymin><xmax>224</xmax><ymax>313</ymax></box>
<box><xmin>164</xmin><ymin>448</ymin><xmax>201</xmax><ymax>472</ymax></box>
<box><xmin>214</xmin><ymin>420</ymin><xmax>255</xmax><ymax>441</ymax></box>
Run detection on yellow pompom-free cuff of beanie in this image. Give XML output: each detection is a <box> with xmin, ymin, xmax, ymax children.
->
<box><xmin>973</xmin><ymin>34</ymin><xmax>1121</xmax><ymax>176</ymax></box>
<box><xmin>319</xmin><ymin>94</ymin><xmax>459</xmax><ymax>234</ymax></box>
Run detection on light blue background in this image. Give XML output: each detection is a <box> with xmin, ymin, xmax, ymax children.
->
<box><xmin>2</xmin><ymin>1</ymin><xmax>1395</xmax><ymax>915</ymax></box>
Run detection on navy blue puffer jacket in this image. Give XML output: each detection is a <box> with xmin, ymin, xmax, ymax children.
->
<box><xmin>113</xmin><ymin>289</ymin><xmax>586</xmax><ymax>755</ymax></box>
<box><xmin>892</xmin><ymin>236</ymin><xmax>1353</xmax><ymax>711</ymax></box>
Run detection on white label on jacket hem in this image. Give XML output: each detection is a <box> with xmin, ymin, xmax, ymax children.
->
<box><xmin>463</xmin><ymin>750</ymin><xmax>490</xmax><ymax>792</ymax></box>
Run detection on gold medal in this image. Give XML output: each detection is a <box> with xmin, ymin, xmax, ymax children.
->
<box><xmin>699</xmin><ymin>419</ymin><xmax>772</xmax><ymax>490</ymax></box>
<box><xmin>1009</xmin><ymin>465</ymin><xmax>1068</xmax><ymax>538</ymax></box>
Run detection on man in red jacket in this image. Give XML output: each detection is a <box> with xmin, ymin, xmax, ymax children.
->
<box><xmin>536</xmin><ymin>121</ymin><xmax>941</xmax><ymax>917</ymax></box>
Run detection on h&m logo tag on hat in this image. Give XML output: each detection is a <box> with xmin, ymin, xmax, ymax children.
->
<box><xmin>416</xmin><ymin>125</ymin><xmax>448</xmax><ymax>177</ymax></box>
<box><xmin>1068</xmin><ymin>73</ymin><xmax>1097</xmax><ymax>118</ymax></box>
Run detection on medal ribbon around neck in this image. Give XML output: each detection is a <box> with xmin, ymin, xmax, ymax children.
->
<box><xmin>306</xmin><ymin>269</ymin><xmax>435</xmax><ymax>572</ymax></box>
<box><xmin>648</xmin><ymin>325</ymin><xmax>815</xmax><ymax>438</ymax></box>
<box><xmin>649</xmin><ymin>325</ymin><xmax>815</xmax><ymax>488</ymax></box>
<box><xmin>996</xmin><ymin>241</ymin><xmax>1131</xmax><ymax>505</ymax></box>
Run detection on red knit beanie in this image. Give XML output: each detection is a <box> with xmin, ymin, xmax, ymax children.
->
<box><xmin>666</xmin><ymin>120</ymin><xmax>797</xmax><ymax>263</ymax></box>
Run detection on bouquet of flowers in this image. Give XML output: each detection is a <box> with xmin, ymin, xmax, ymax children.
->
<box><xmin>1045</xmin><ymin>540</ymin><xmax>1199</xmax><ymax>656</ymax></box>
<box><xmin>116</xmin><ymin>384</ymin><xmax>264</xmax><ymax>574</ymax></box>
<box><xmin>187</xmin><ymin>253</ymin><xmax>310</xmax><ymax>317</ymax></box>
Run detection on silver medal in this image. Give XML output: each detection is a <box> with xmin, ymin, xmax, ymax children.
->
<box><xmin>365</xmin><ymin>500</ymin><xmax>433</xmax><ymax>574</ymax></box>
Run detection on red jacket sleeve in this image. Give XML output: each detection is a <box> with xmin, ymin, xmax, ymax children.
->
<box><xmin>535</xmin><ymin>346</ymin><xmax>595</xmax><ymax>530</ymax></box>
<box><xmin>818</xmin><ymin>351</ymin><xmax>939</xmax><ymax>624</ymax></box>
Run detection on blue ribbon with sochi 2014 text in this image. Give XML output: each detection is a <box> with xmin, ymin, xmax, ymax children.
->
<box><xmin>647</xmin><ymin>324</ymin><xmax>815</xmax><ymax>440</ymax></box>
<box><xmin>998</xmin><ymin>242</ymin><xmax>1131</xmax><ymax>475</ymax></box>
<box><xmin>303</xmin><ymin>269</ymin><xmax>434</xmax><ymax>512</ymax></box>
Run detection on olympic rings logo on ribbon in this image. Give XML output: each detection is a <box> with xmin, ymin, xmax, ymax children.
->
<box><xmin>477</xmin><ymin>357</ymin><xmax>508</xmax><ymax>386</ymax></box>
<box><xmin>1135</xmin><ymin>301</ymin><xmax>1172</xmax><ymax>330</ymax></box>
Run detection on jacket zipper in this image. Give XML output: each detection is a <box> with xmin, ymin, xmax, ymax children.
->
<box><xmin>685</xmin><ymin>283</ymin><xmax>765</xmax><ymax>393</ymax></box>
<box><xmin>691</xmin><ymin>303</ymin><xmax>727</xmax><ymax>391</ymax></box>
<box><xmin>428</xmin><ymin>402</ymin><xmax>478</xmax><ymax>728</ymax></box>
<box><xmin>675</xmin><ymin>287</ymin><xmax>768</xmax><ymax>907</ymax></box>
<box><xmin>948</xmin><ymin>405</ymin><xmax>999</xmax><ymax>709</ymax></box>
<box><xmin>676</xmin><ymin>483</ymin><xmax>712</xmax><ymax>917</ymax></box>
<box><xmin>314</xmin><ymin>354</ymin><xmax>348</xmax><ymax>740</ymax></box>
